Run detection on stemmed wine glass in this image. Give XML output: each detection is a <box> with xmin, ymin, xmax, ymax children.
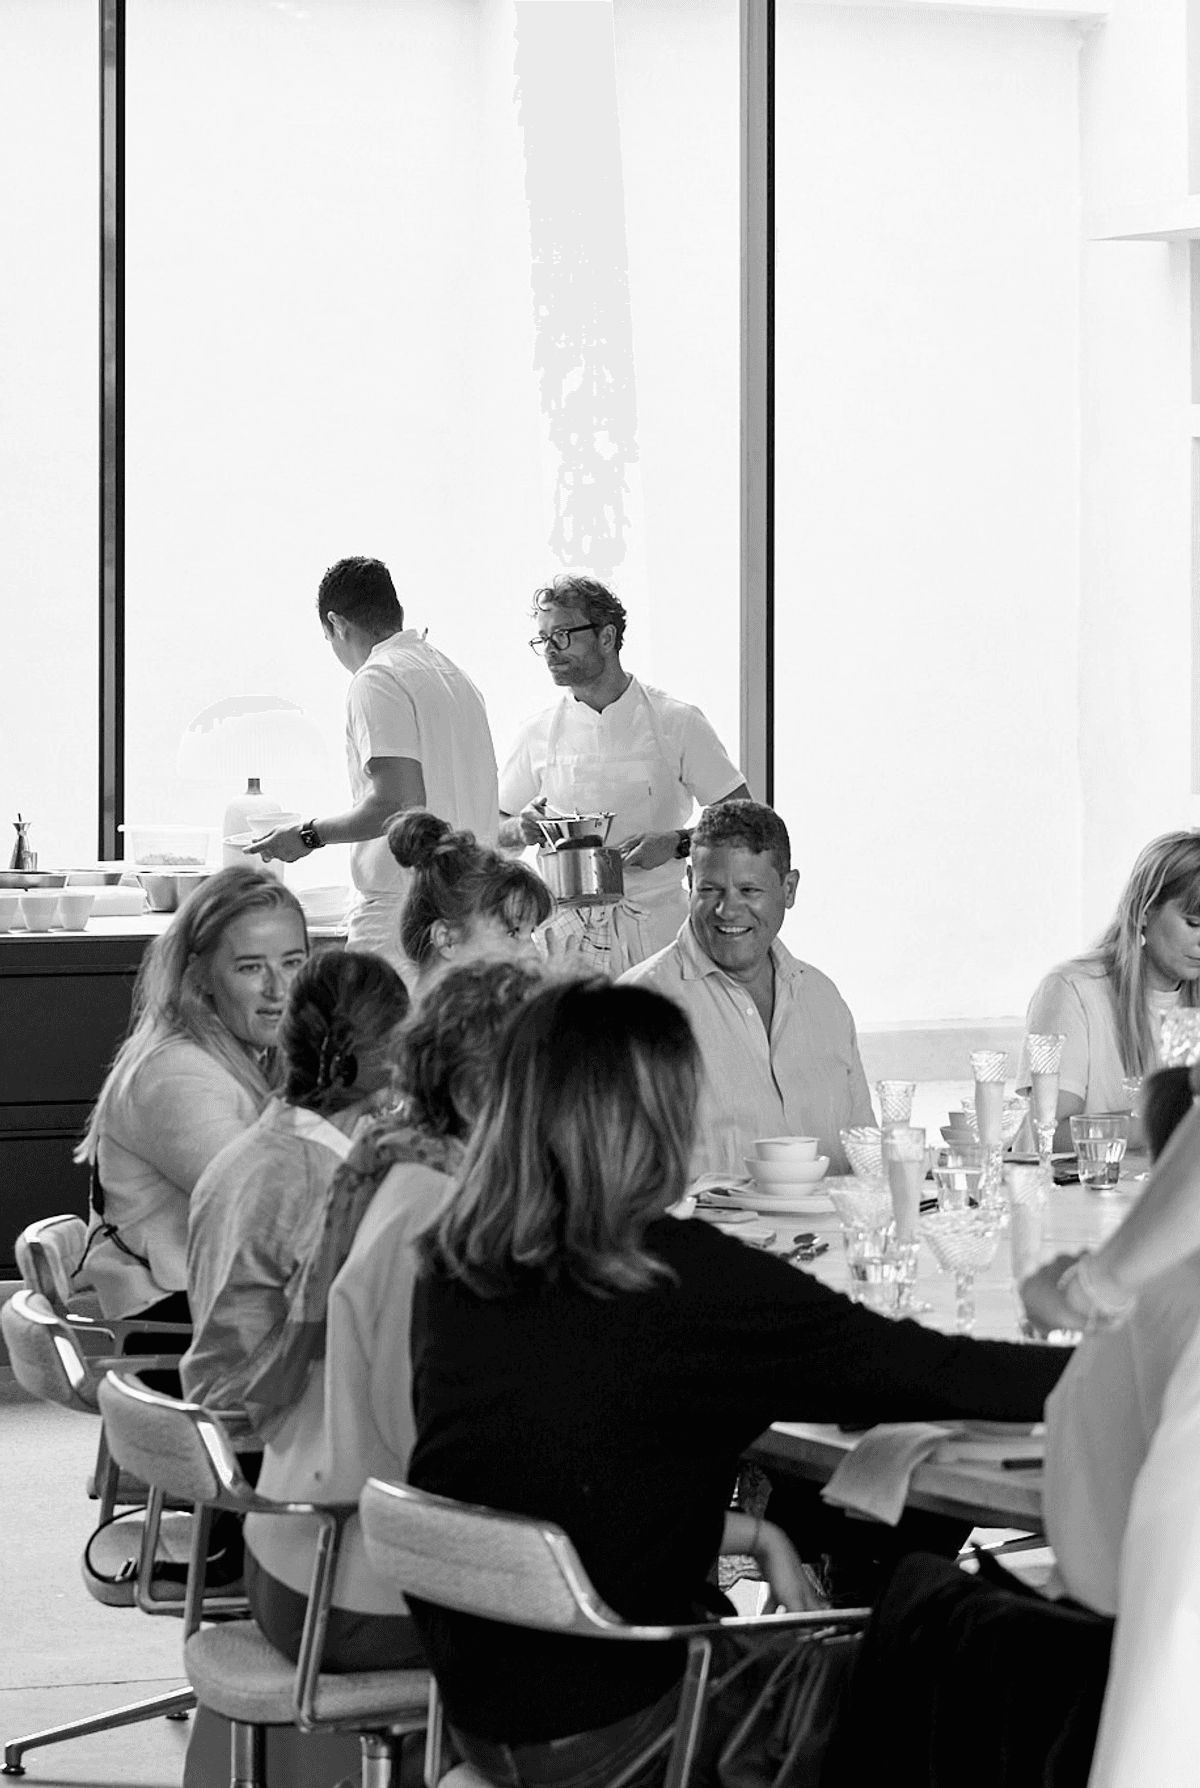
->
<box><xmin>921</xmin><ymin>1209</ymin><xmax>1001</xmax><ymax>1334</ymax></box>
<box><xmin>1025</xmin><ymin>1032</ymin><xmax>1065</xmax><ymax>1167</ymax></box>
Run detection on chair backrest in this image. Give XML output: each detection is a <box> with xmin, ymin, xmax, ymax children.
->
<box><xmin>15</xmin><ymin>1214</ymin><xmax>90</xmax><ymax>1315</ymax></box>
<box><xmin>359</xmin><ymin>1478</ymin><xmax>624</xmax><ymax>1637</ymax></box>
<box><xmin>97</xmin><ymin>1370</ymin><xmax>248</xmax><ymax>1508</ymax></box>
<box><xmin>0</xmin><ymin>1289</ymin><xmax>99</xmax><ymax>1413</ymax></box>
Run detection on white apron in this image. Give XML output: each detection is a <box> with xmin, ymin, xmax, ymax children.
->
<box><xmin>538</xmin><ymin>680</ymin><xmax>690</xmax><ymax>966</ymax></box>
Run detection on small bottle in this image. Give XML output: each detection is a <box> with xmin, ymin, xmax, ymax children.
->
<box><xmin>222</xmin><ymin>779</ymin><xmax>285</xmax><ymax>868</ymax></box>
<box><xmin>9</xmin><ymin>814</ymin><xmax>35</xmax><ymax>873</ymax></box>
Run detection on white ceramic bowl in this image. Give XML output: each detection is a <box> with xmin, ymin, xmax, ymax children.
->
<box><xmin>0</xmin><ymin>891</ymin><xmax>21</xmax><ymax>931</ymax></box>
<box><xmin>753</xmin><ymin>1136</ymin><xmax>820</xmax><ymax>1163</ymax></box>
<box><xmin>57</xmin><ymin>891</ymin><xmax>95</xmax><ymax>930</ymax></box>
<box><xmin>19</xmin><ymin>891</ymin><xmax>60</xmax><ymax>931</ymax></box>
<box><xmin>745</xmin><ymin>1154</ymin><xmax>830</xmax><ymax>1186</ymax></box>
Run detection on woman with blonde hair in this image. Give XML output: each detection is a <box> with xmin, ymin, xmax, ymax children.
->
<box><xmin>1021</xmin><ymin>830</ymin><xmax>1200</xmax><ymax>1150</ymax></box>
<box><xmin>388</xmin><ymin>808</ymin><xmax>553</xmax><ymax>978</ymax></box>
<box><xmin>76</xmin><ymin>865</ymin><xmax>308</xmax><ymax>1324</ymax></box>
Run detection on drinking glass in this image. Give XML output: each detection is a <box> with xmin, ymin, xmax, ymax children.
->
<box><xmin>1004</xmin><ymin>1163</ymin><xmax>1045</xmax><ymax>1337</ymax></box>
<box><xmin>970</xmin><ymin>1049</ymin><xmax>1009</xmax><ymax>1219</ymax></box>
<box><xmin>876</xmin><ymin>1080</ymin><xmax>916</xmax><ymax>1126</ymax></box>
<box><xmin>881</xmin><ymin>1126</ymin><xmax>929</xmax><ymax>1314</ymax></box>
<box><xmin>921</xmin><ymin>1210</ymin><xmax>1001</xmax><ymax>1334</ymax></box>
<box><xmin>1026</xmin><ymin>1032</ymin><xmax>1065</xmax><ymax>1167</ymax></box>
<box><xmin>841</xmin><ymin>1222</ymin><xmax>899</xmax><ymax>1313</ymax></box>
<box><xmin>1069</xmin><ymin>1114</ymin><xmax>1129</xmax><ymax>1192</ymax></box>
<box><xmin>933</xmin><ymin>1163</ymin><xmax>981</xmax><ymax>1210</ymax></box>
<box><xmin>839</xmin><ymin>1126</ymin><xmax>883</xmax><ymax>1181</ymax></box>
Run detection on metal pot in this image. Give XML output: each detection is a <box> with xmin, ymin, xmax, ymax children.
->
<box><xmin>537</xmin><ymin>840</ymin><xmax>624</xmax><ymax>907</ymax></box>
<box><xmin>531</xmin><ymin>810</ymin><xmax>615</xmax><ymax>849</ymax></box>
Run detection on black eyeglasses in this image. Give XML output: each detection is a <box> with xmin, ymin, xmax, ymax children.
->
<box><xmin>528</xmin><ymin>623</ymin><xmax>597</xmax><ymax>656</ymax></box>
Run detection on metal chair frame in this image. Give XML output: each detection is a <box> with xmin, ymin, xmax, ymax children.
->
<box><xmin>0</xmin><ymin>1292</ymin><xmax>227</xmax><ymax>1778</ymax></box>
<box><xmin>98</xmin><ymin>1370</ymin><xmax>430</xmax><ymax>1787</ymax></box>
<box><xmin>359</xmin><ymin>1477</ymin><xmax>871</xmax><ymax>1788</ymax></box>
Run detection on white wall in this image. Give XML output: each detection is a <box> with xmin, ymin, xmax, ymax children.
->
<box><xmin>1078</xmin><ymin>0</ymin><xmax>1195</xmax><ymax>937</ymax></box>
<box><xmin>773</xmin><ymin>2</ymin><xmax>1084</xmax><ymax>1025</ymax></box>
<box><xmin>0</xmin><ymin>1</ymin><xmax>98</xmax><ymax>871</ymax></box>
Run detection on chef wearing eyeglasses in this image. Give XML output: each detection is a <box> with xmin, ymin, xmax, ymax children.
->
<box><xmin>498</xmin><ymin>575</ymin><xmax>749</xmax><ymax>968</ymax></box>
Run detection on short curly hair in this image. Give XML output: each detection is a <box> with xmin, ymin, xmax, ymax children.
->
<box><xmin>395</xmin><ymin>956</ymin><xmax>546</xmax><ymax>1136</ymax></box>
<box><xmin>532</xmin><ymin>574</ymin><xmax>627</xmax><ymax>651</ymax></box>
<box><xmin>691</xmin><ymin>801</ymin><xmax>790</xmax><ymax>880</ymax></box>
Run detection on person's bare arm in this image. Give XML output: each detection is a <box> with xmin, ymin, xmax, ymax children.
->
<box><xmin>620</xmin><ymin>782</ymin><xmax>753</xmax><ymax>871</ymax></box>
<box><xmin>246</xmin><ymin>757</ymin><xmax>426</xmax><ymax>862</ymax></box>
<box><xmin>721</xmin><ymin>1511</ymin><xmax>825</xmax><ymax>1612</ymax></box>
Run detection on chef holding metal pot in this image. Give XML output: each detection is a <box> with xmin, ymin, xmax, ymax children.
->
<box><xmin>498</xmin><ymin>575</ymin><xmax>749</xmax><ymax>972</ymax></box>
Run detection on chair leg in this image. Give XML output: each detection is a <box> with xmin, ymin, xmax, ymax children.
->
<box><xmin>2</xmin><ymin>1687</ymin><xmax>196</xmax><ymax>1776</ymax></box>
<box><xmin>230</xmin><ymin>1720</ymin><xmax>267</xmax><ymax>1788</ymax></box>
<box><xmin>360</xmin><ymin>1731</ymin><xmax>397</xmax><ymax>1788</ymax></box>
<box><xmin>662</xmin><ymin>1637</ymin><xmax>713</xmax><ymax>1788</ymax></box>
<box><xmin>423</xmin><ymin>1682</ymin><xmax>444</xmax><ymax>1788</ymax></box>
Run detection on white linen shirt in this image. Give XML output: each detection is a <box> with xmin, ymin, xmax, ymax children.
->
<box><xmin>621</xmin><ymin>922</ymin><xmax>874</xmax><ymax>1177</ymax></box>
<box><xmin>345</xmin><ymin>629</ymin><xmax>499</xmax><ymax>896</ymax></box>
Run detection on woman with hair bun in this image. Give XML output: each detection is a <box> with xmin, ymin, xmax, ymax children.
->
<box><xmin>389</xmin><ymin>808</ymin><xmax>553</xmax><ymax>977</ymax></box>
<box><xmin>180</xmin><ymin>947</ymin><xmax>409</xmax><ymax>1449</ymax></box>
<box><xmin>242</xmin><ymin>954</ymin><xmax>546</xmax><ymax>1673</ymax></box>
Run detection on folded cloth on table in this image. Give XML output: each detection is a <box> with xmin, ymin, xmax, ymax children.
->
<box><xmin>821</xmin><ymin>1424</ymin><xmax>958</xmax><ymax>1526</ymax></box>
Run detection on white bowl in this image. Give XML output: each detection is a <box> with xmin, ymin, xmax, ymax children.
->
<box><xmin>57</xmin><ymin>891</ymin><xmax>95</xmax><ymax>930</ymax></box>
<box><xmin>0</xmin><ymin>891</ymin><xmax>21</xmax><ymax>931</ymax></box>
<box><xmin>753</xmin><ymin>1136</ymin><xmax>820</xmax><ymax>1163</ymax></box>
<box><xmin>745</xmin><ymin>1154</ymin><xmax>830</xmax><ymax>1186</ymax></box>
<box><xmin>19</xmin><ymin>891</ymin><xmax>60</xmax><ymax>931</ymax></box>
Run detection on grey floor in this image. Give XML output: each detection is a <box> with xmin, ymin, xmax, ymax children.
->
<box><xmin>0</xmin><ymin>1300</ymin><xmax>190</xmax><ymax>1788</ymax></box>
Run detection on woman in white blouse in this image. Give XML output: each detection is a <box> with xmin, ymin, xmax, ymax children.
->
<box><xmin>76</xmin><ymin>866</ymin><xmax>309</xmax><ymax>1325</ymax></box>
<box><xmin>1021</xmin><ymin>831</ymin><xmax>1200</xmax><ymax>1151</ymax></box>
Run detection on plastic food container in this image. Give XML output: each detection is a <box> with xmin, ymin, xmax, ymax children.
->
<box><xmin>119</xmin><ymin>823</ymin><xmax>214</xmax><ymax>867</ymax></box>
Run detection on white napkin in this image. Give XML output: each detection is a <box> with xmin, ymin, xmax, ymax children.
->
<box><xmin>821</xmin><ymin>1423</ymin><xmax>958</xmax><ymax>1525</ymax></box>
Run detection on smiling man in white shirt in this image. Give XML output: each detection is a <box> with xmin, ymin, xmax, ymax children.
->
<box><xmin>249</xmin><ymin>557</ymin><xmax>498</xmax><ymax>977</ymax></box>
<box><xmin>621</xmin><ymin>800</ymin><xmax>873</xmax><ymax>1176</ymax></box>
<box><xmin>499</xmin><ymin>574</ymin><xmax>749</xmax><ymax>969</ymax></box>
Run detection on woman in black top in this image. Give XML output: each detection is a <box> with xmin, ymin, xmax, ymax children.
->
<box><xmin>407</xmin><ymin>981</ymin><xmax>1068</xmax><ymax>1775</ymax></box>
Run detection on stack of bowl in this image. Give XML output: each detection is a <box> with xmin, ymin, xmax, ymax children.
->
<box><xmin>743</xmin><ymin>1137</ymin><xmax>830</xmax><ymax>1203</ymax></box>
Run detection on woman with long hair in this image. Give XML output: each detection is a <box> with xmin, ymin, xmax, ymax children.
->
<box><xmin>406</xmin><ymin>981</ymin><xmax>1069</xmax><ymax>1787</ymax></box>
<box><xmin>76</xmin><ymin>866</ymin><xmax>309</xmax><ymax>1324</ymax></box>
<box><xmin>180</xmin><ymin>947</ymin><xmax>409</xmax><ymax>1449</ymax></box>
<box><xmin>389</xmin><ymin>808</ymin><xmax>553</xmax><ymax>978</ymax></box>
<box><xmin>1021</xmin><ymin>830</ymin><xmax>1200</xmax><ymax>1150</ymax></box>
<box><xmin>241</xmin><ymin>955</ymin><xmax>547</xmax><ymax>1672</ymax></box>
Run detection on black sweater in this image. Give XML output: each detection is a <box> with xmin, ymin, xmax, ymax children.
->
<box><xmin>407</xmin><ymin>1217</ymin><xmax>1067</xmax><ymax>1744</ymax></box>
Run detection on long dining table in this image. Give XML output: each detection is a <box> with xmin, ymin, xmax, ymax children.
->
<box><xmin>718</xmin><ymin>1166</ymin><xmax>1146</xmax><ymax>1533</ymax></box>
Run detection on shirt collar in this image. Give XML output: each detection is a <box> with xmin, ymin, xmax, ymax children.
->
<box><xmin>568</xmin><ymin>674</ymin><xmax>639</xmax><ymax>717</ymax></box>
<box><xmin>367</xmin><ymin>628</ymin><xmax>424</xmax><ymax>663</ymax></box>
<box><xmin>675</xmin><ymin>918</ymin><xmax>803</xmax><ymax>987</ymax></box>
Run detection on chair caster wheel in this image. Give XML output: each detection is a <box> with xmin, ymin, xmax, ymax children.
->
<box><xmin>165</xmin><ymin>1709</ymin><xmax>191</xmax><ymax>1722</ymax></box>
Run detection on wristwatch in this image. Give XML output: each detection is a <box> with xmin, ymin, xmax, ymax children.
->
<box><xmin>298</xmin><ymin>818</ymin><xmax>324</xmax><ymax>852</ymax></box>
<box><xmin>673</xmin><ymin>828</ymin><xmax>692</xmax><ymax>860</ymax></box>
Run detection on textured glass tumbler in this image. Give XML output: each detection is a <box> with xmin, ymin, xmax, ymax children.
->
<box><xmin>876</xmin><ymin>1080</ymin><xmax>916</xmax><ymax>1126</ymax></box>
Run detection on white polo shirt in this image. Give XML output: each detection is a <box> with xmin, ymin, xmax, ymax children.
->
<box><xmin>346</xmin><ymin>630</ymin><xmax>499</xmax><ymax>896</ymax></box>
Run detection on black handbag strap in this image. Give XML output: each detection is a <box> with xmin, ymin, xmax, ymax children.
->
<box><xmin>76</xmin><ymin>1163</ymin><xmax>153</xmax><ymax>1278</ymax></box>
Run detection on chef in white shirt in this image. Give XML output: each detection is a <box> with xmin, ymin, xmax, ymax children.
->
<box><xmin>249</xmin><ymin>556</ymin><xmax>498</xmax><ymax>980</ymax></box>
<box><xmin>499</xmin><ymin>574</ymin><xmax>749</xmax><ymax>970</ymax></box>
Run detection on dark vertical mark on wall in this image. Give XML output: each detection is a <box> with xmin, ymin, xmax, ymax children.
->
<box><xmin>100</xmin><ymin>0</ymin><xmax>125</xmax><ymax>859</ymax></box>
<box><xmin>514</xmin><ymin>1</ymin><xmax>638</xmax><ymax>575</ymax></box>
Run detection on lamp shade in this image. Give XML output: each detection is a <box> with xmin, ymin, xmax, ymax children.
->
<box><xmin>176</xmin><ymin>695</ymin><xmax>327</xmax><ymax>784</ymax></box>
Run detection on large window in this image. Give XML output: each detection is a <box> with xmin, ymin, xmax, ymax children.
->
<box><xmin>0</xmin><ymin>0</ymin><xmax>99</xmax><ymax>869</ymax></box>
<box><xmin>122</xmin><ymin>0</ymin><xmax>741</xmax><ymax>887</ymax></box>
